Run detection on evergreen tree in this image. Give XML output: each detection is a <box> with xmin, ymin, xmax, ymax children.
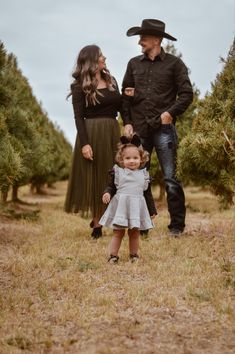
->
<box><xmin>0</xmin><ymin>41</ymin><xmax>72</xmax><ymax>203</ymax></box>
<box><xmin>4</xmin><ymin>54</ymin><xmax>46</xmax><ymax>200</ymax></box>
<box><xmin>30</xmin><ymin>118</ymin><xmax>72</xmax><ymax>193</ymax></box>
<box><xmin>0</xmin><ymin>43</ymin><xmax>23</xmax><ymax>202</ymax></box>
<box><xmin>177</xmin><ymin>40</ymin><xmax>235</xmax><ymax>207</ymax></box>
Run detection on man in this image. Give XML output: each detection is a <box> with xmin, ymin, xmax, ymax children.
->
<box><xmin>122</xmin><ymin>19</ymin><xmax>193</xmax><ymax>236</ymax></box>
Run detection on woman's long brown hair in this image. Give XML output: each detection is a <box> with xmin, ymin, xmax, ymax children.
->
<box><xmin>69</xmin><ymin>45</ymin><xmax>115</xmax><ymax>106</ymax></box>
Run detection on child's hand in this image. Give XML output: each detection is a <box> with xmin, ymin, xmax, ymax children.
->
<box><xmin>102</xmin><ymin>193</ymin><xmax>111</xmax><ymax>204</ymax></box>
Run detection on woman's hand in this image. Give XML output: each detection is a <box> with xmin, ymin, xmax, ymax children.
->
<box><xmin>102</xmin><ymin>193</ymin><xmax>111</xmax><ymax>204</ymax></box>
<box><xmin>151</xmin><ymin>214</ymin><xmax>156</xmax><ymax>220</ymax></box>
<box><xmin>124</xmin><ymin>87</ymin><xmax>135</xmax><ymax>97</ymax></box>
<box><xmin>82</xmin><ymin>144</ymin><xmax>93</xmax><ymax>160</ymax></box>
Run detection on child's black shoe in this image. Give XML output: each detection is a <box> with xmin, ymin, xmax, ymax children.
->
<box><xmin>108</xmin><ymin>255</ymin><xmax>119</xmax><ymax>264</ymax></box>
<box><xmin>91</xmin><ymin>226</ymin><xmax>102</xmax><ymax>239</ymax></box>
<box><xmin>130</xmin><ymin>254</ymin><xmax>139</xmax><ymax>263</ymax></box>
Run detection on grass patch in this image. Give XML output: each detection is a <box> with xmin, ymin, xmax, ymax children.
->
<box><xmin>0</xmin><ymin>182</ymin><xmax>234</xmax><ymax>353</ymax></box>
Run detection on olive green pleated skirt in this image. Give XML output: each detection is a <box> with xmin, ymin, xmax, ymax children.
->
<box><xmin>64</xmin><ymin>118</ymin><xmax>120</xmax><ymax>217</ymax></box>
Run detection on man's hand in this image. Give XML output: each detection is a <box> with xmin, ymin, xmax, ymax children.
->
<box><xmin>124</xmin><ymin>124</ymin><xmax>134</xmax><ymax>137</ymax></box>
<box><xmin>160</xmin><ymin>111</ymin><xmax>173</xmax><ymax>124</ymax></box>
<box><xmin>102</xmin><ymin>192</ymin><xmax>111</xmax><ymax>204</ymax></box>
<box><xmin>81</xmin><ymin>144</ymin><xmax>93</xmax><ymax>160</ymax></box>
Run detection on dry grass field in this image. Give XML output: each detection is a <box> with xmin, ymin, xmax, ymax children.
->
<box><xmin>0</xmin><ymin>182</ymin><xmax>234</xmax><ymax>354</ymax></box>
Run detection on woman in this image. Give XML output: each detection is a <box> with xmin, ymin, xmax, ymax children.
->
<box><xmin>65</xmin><ymin>45</ymin><xmax>121</xmax><ymax>238</ymax></box>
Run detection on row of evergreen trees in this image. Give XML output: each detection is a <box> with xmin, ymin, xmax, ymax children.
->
<box><xmin>177</xmin><ymin>40</ymin><xmax>235</xmax><ymax>208</ymax></box>
<box><xmin>0</xmin><ymin>41</ymin><xmax>72</xmax><ymax>203</ymax></box>
<box><xmin>150</xmin><ymin>41</ymin><xmax>234</xmax><ymax>208</ymax></box>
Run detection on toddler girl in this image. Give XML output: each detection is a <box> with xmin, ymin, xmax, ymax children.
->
<box><xmin>99</xmin><ymin>135</ymin><xmax>157</xmax><ymax>263</ymax></box>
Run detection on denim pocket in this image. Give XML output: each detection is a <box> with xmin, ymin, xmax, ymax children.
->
<box><xmin>161</xmin><ymin>124</ymin><xmax>178</xmax><ymax>147</ymax></box>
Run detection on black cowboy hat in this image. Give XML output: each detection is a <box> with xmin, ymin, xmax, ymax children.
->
<box><xmin>126</xmin><ymin>19</ymin><xmax>177</xmax><ymax>41</ymax></box>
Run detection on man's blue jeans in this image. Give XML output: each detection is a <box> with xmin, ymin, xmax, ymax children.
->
<box><xmin>141</xmin><ymin>124</ymin><xmax>186</xmax><ymax>231</ymax></box>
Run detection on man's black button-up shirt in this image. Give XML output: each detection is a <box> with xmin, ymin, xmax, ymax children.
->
<box><xmin>122</xmin><ymin>48</ymin><xmax>193</xmax><ymax>137</ymax></box>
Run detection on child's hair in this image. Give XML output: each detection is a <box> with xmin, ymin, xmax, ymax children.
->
<box><xmin>115</xmin><ymin>143</ymin><xmax>149</xmax><ymax>168</ymax></box>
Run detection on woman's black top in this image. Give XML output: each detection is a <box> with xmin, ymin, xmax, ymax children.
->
<box><xmin>71</xmin><ymin>83</ymin><xmax>122</xmax><ymax>147</ymax></box>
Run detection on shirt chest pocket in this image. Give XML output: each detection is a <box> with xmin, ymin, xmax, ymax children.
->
<box><xmin>133</xmin><ymin>69</ymin><xmax>146</xmax><ymax>86</ymax></box>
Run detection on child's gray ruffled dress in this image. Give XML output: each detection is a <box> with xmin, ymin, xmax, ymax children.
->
<box><xmin>99</xmin><ymin>165</ymin><xmax>154</xmax><ymax>230</ymax></box>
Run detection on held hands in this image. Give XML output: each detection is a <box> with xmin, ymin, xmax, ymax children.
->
<box><xmin>82</xmin><ymin>144</ymin><xmax>93</xmax><ymax>160</ymax></box>
<box><xmin>160</xmin><ymin>111</ymin><xmax>173</xmax><ymax>124</ymax></box>
<box><xmin>124</xmin><ymin>87</ymin><xmax>135</xmax><ymax>97</ymax></box>
<box><xmin>102</xmin><ymin>192</ymin><xmax>111</xmax><ymax>204</ymax></box>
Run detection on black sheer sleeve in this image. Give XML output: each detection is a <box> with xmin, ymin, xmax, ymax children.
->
<box><xmin>103</xmin><ymin>169</ymin><xmax>117</xmax><ymax>197</ymax></box>
<box><xmin>71</xmin><ymin>84</ymin><xmax>89</xmax><ymax>147</ymax></box>
<box><xmin>144</xmin><ymin>181</ymin><xmax>157</xmax><ymax>216</ymax></box>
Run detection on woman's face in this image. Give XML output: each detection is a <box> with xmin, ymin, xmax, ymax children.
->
<box><xmin>98</xmin><ymin>51</ymin><xmax>106</xmax><ymax>71</ymax></box>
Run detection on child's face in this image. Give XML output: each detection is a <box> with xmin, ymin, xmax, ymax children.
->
<box><xmin>122</xmin><ymin>146</ymin><xmax>141</xmax><ymax>170</ymax></box>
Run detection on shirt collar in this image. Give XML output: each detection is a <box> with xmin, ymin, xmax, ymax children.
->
<box><xmin>140</xmin><ymin>47</ymin><xmax>166</xmax><ymax>62</ymax></box>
